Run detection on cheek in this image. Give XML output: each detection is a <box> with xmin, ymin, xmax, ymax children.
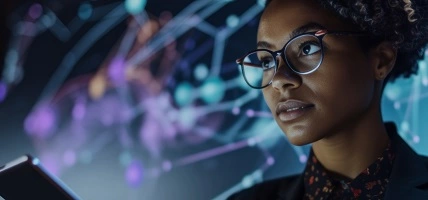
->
<box><xmin>312</xmin><ymin>55</ymin><xmax>375</xmax><ymax>116</ymax></box>
<box><xmin>262</xmin><ymin>88</ymin><xmax>276</xmax><ymax>113</ymax></box>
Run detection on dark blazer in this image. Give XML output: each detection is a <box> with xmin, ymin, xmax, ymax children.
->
<box><xmin>227</xmin><ymin>123</ymin><xmax>428</xmax><ymax>200</ymax></box>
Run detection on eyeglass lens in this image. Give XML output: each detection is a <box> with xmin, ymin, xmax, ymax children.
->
<box><xmin>241</xmin><ymin>35</ymin><xmax>322</xmax><ymax>88</ymax></box>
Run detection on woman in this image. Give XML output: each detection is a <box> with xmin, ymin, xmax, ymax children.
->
<box><xmin>228</xmin><ymin>0</ymin><xmax>428</xmax><ymax>199</ymax></box>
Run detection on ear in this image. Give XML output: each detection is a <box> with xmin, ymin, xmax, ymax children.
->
<box><xmin>370</xmin><ymin>42</ymin><xmax>397</xmax><ymax>81</ymax></box>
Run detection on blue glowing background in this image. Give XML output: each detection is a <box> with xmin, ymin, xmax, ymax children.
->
<box><xmin>0</xmin><ymin>0</ymin><xmax>427</xmax><ymax>199</ymax></box>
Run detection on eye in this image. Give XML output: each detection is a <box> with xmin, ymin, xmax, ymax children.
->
<box><xmin>300</xmin><ymin>42</ymin><xmax>321</xmax><ymax>56</ymax></box>
<box><xmin>260</xmin><ymin>58</ymin><xmax>275</xmax><ymax>70</ymax></box>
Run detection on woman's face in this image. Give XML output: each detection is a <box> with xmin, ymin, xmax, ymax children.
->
<box><xmin>259</xmin><ymin>0</ymin><xmax>378</xmax><ymax>145</ymax></box>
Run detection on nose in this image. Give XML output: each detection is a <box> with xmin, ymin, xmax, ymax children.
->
<box><xmin>271</xmin><ymin>54</ymin><xmax>302</xmax><ymax>91</ymax></box>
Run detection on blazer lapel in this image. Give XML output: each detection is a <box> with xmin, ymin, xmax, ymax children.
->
<box><xmin>277</xmin><ymin>174</ymin><xmax>304</xmax><ymax>200</ymax></box>
<box><xmin>384</xmin><ymin>123</ymin><xmax>428</xmax><ymax>200</ymax></box>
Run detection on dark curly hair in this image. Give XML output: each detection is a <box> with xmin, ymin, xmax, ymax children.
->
<box><xmin>266</xmin><ymin>0</ymin><xmax>428</xmax><ymax>82</ymax></box>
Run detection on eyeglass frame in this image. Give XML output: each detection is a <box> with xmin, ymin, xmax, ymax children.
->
<box><xmin>236</xmin><ymin>30</ymin><xmax>368</xmax><ymax>89</ymax></box>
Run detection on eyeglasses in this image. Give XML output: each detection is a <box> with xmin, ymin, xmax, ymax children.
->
<box><xmin>236</xmin><ymin>30</ymin><xmax>367</xmax><ymax>89</ymax></box>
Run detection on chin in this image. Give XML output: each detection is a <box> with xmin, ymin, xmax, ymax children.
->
<box><xmin>279</xmin><ymin>123</ymin><xmax>318</xmax><ymax>146</ymax></box>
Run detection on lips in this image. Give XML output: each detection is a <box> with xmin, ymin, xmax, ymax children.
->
<box><xmin>275</xmin><ymin>100</ymin><xmax>314</xmax><ymax>122</ymax></box>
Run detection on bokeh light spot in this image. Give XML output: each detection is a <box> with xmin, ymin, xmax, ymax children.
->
<box><xmin>194</xmin><ymin>63</ymin><xmax>209</xmax><ymax>81</ymax></box>
<box><xmin>24</xmin><ymin>105</ymin><xmax>57</xmax><ymax>139</ymax></box>
<box><xmin>241</xmin><ymin>175</ymin><xmax>254</xmax><ymax>188</ymax></box>
<box><xmin>78</xmin><ymin>3</ymin><xmax>93</xmax><ymax>20</ymax></box>
<box><xmin>200</xmin><ymin>77</ymin><xmax>225</xmax><ymax>104</ymax></box>
<box><xmin>299</xmin><ymin>155</ymin><xmax>307</xmax><ymax>163</ymax></box>
<box><xmin>28</xmin><ymin>3</ymin><xmax>43</xmax><ymax>20</ymax></box>
<box><xmin>63</xmin><ymin>150</ymin><xmax>76</xmax><ymax>167</ymax></box>
<box><xmin>126</xmin><ymin>160</ymin><xmax>144</xmax><ymax>187</ymax></box>
<box><xmin>226</xmin><ymin>15</ymin><xmax>239</xmax><ymax>28</ymax></box>
<box><xmin>267</xmin><ymin>157</ymin><xmax>275</xmax><ymax>165</ymax></box>
<box><xmin>0</xmin><ymin>82</ymin><xmax>7</xmax><ymax>102</ymax></box>
<box><xmin>174</xmin><ymin>82</ymin><xmax>194</xmax><ymax>107</ymax></box>
<box><xmin>125</xmin><ymin>0</ymin><xmax>147</xmax><ymax>15</ymax></box>
<box><xmin>384</xmin><ymin>84</ymin><xmax>401</xmax><ymax>101</ymax></box>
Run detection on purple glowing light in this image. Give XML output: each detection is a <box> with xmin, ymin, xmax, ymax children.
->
<box><xmin>299</xmin><ymin>155</ymin><xmax>308</xmax><ymax>163</ymax></box>
<box><xmin>267</xmin><ymin>157</ymin><xmax>275</xmax><ymax>165</ymax></box>
<box><xmin>63</xmin><ymin>150</ymin><xmax>76</xmax><ymax>167</ymax></box>
<box><xmin>0</xmin><ymin>82</ymin><xmax>7</xmax><ymax>102</ymax></box>
<box><xmin>413</xmin><ymin>135</ymin><xmax>420</xmax><ymax>143</ymax></box>
<box><xmin>162</xmin><ymin>160</ymin><xmax>172</xmax><ymax>171</ymax></box>
<box><xmin>107</xmin><ymin>56</ymin><xmax>126</xmax><ymax>85</ymax></box>
<box><xmin>246</xmin><ymin>109</ymin><xmax>255</xmax><ymax>117</ymax></box>
<box><xmin>232</xmin><ymin>107</ymin><xmax>240</xmax><ymax>115</ymax></box>
<box><xmin>28</xmin><ymin>3</ymin><xmax>43</xmax><ymax>20</ymax></box>
<box><xmin>24</xmin><ymin>105</ymin><xmax>57</xmax><ymax>139</ymax></box>
<box><xmin>125</xmin><ymin>160</ymin><xmax>144</xmax><ymax>187</ymax></box>
<box><xmin>72</xmin><ymin>100</ymin><xmax>86</xmax><ymax>120</ymax></box>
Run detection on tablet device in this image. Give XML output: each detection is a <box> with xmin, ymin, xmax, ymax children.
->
<box><xmin>0</xmin><ymin>155</ymin><xmax>81</xmax><ymax>200</ymax></box>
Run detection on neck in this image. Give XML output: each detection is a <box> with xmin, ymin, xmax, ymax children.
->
<box><xmin>311</xmin><ymin>108</ymin><xmax>390</xmax><ymax>180</ymax></box>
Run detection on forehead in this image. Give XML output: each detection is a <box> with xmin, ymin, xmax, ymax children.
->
<box><xmin>258</xmin><ymin>0</ymin><xmax>353</xmax><ymax>48</ymax></box>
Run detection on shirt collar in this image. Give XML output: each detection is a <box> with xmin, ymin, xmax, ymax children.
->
<box><xmin>303</xmin><ymin>142</ymin><xmax>395</xmax><ymax>199</ymax></box>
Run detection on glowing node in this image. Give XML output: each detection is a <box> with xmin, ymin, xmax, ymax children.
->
<box><xmin>174</xmin><ymin>82</ymin><xmax>194</xmax><ymax>107</ymax></box>
<box><xmin>194</xmin><ymin>63</ymin><xmax>209</xmax><ymax>81</ymax></box>
<box><xmin>72</xmin><ymin>100</ymin><xmax>86</xmax><ymax>120</ymax></box>
<box><xmin>252</xmin><ymin>170</ymin><xmax>263</xmax><ymax>180</ymax></box>
<box><xmin>267</xmin><ymin>156</ymin><xmax>275</xmax><ymax>165</ymax></box>
<box><xmin>232</xmin><ymin>107</ymin><xmax>240</xmax><ymax>115</ymax></box>
<box><xmin>226</xmin><ymin>15</ymin><xmax>239</xmax><ymax>28</ymax></box>
<box><xmin>126</xmin><ymin>160</ymin><xmax>144</xmax><ymax>187</ymax></box>
<box><xmin>200</xmin><ymin>77</ymin><xmax>225</xmax><ymax>104</ymax></box>
<box><xmin>299</xmin><ymin>155</ymin><xmax>307</xmax><ymax>163</ymax></box>
<box><xmin>78</xmin><ymin>3</ymin><xmax>93</xmax><ymax>20</ymax></box>
<box><xmin>24</xmin><ymin>105</ymin><xmax>57</xmax><ymax>139</ymax></box>
<box><xmin>247</xmin><ymin>137</ymin><xmax>257</xmax><ymax>146</ymax></box>
<box><xmin>63</xmin><ymin>150</ymin><xmax>76</xmax><ymax>167</ymax></box>
<box><xmin>89</xmin><ymin>74</ymin><xmax>107</xmax><ymax>100</ymax></box>
<box><xmin>400</xmin><ymin>121</ymin><xmax>410</xmax><ymax>132</ymax></box>
<box><xmin>393</xmin><ymin>101</ymin><xmax>401</xmax><ymax>110</ymax></box>
<box><xmin>125</xmin><ymin>0</ymin><xmax>147</xmax><ymax>15</ymax></box>
<box><xmin>413</xmin><ymin>135</ymin><xmax>420</xmax><ymax>143</ymax></box>
<box><xmin>108</xmin><ymin>56</ymin><xmax>126</xmax><ymax>85</ymax></box>
<box><xmin>162</xmin><ymin>160</ymin><xmax>172</xmax><ymax>172</ymax></box>
<box><xmin>119</xmin><ymin>151</ymin><xmax>133</xmax><ymax>167</ymax></box>
<box><xmin>423</xmin><ymin>78</ymin><xmax>428</xmax><ymax>86</ymax></box>
<box><xmin>28</xmin><ymin>3</ymin><xmax>43</xmax><ymax>20</ymax></box>
<box><xmin>241</xmin><ymin>175</ymin><xmax>254</xmax><ymax>188</ymax></box>
<box><xmin>0</xmin><ymin>82</ymin><xmax>7</xmax><ymax>102</ymax></box>
<box><xmin>384</xmin><ymin>84</ymin><xmax>401</xmax><ymax>101</ymax></box>
<box><xmin>246</xmin><ymin>109</ymin><xmax>255</xmax><ymax>117</ymax></box>
<box><xmin>178</xmin><ymin>107</ymin><xmax>196</xmax><ymax>129</ymax></box>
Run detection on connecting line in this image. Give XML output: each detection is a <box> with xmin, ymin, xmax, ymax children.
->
<box><xmin>210</xmin><ymin>4</ymin><xmax>264</xmax><ymax>76</ymax></box>
<box><xmin>412</xmin><ymin>74</ymin><xmax>421</xmax><ymax>137</ymax></box>
<box><xmin>195</xmin><ymin>20</ymin><xmax>218</xmax><ymax>37</ymax></box>
<box><xmin>42</xmin><ymin>10</ymin><xmax>72</xmax><ymax>41</ymax></box>
<box><xmin>174</xmin><ymin>138</ymin><xmax>250</xmax><ymax>167</ymax></box>
<box><xmin>35</xmin><ymin>4</ymin><xmax>128</xmax><ymax>107</ymax></box>
<box><xmin>127</xmin><ymin>0</ymin><xmax>230</xmax><ymax>67</ymax></box>
<box><xmin>196</xmin><ymin>90</ymin><xmax>259</xmax><ymax>116</ymax></box>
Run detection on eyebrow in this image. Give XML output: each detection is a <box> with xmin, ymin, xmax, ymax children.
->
<box><xmin>257</xmin><ymin>22</ymin><xmax>327</xmax><ymax>49</ymax></box>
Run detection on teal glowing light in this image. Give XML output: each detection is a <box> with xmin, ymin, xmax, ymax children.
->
<box><xmin>125</xmin><ymin>0</ymin><xmax>147</xmax><ymax>15</ymax></box>
<box><xmin>384</xmin><ymin>83</ymin><xmax>402</xmax><ymax>101</ymax></box>
<box><xmin>194</xmin><ymin>63</ymin><xmax>209</xmax><ymax>81</ymax></box>
<box><xmin>226</xmin><ymin>15</ymin><xmax>239</xmax><ymax>28</ymax></box>
<box><xmin>174</xmin><ymin>82</ymin><xmax>194</xmax><ymax>107</ymax></box>
<box><xmin>78</xmin><ymin>3</ymin><xmax>92</xmax><ymax>20</ymax></box>
<box><xmin>200</xmin><ymin>77</ymin><xmax>225</xmax><ymax>104</ymax></box>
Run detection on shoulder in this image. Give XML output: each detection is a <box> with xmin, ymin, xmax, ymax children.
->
<box><xmin>226</xmin><ymin>174</ymin><xmax>301</xmax><ymax>200</ymax></box>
